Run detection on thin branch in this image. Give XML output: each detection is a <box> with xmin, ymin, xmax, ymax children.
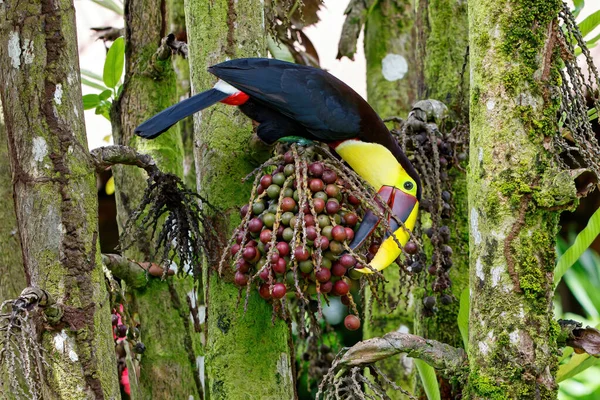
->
<box><xmin>337</xmin><ymin>0</ymin><xmax>372</xmax><ymax>60</ymax></box>
<box><xmin>338</xmin><ymin>331</ymin><xmax>466</xmax><ymax>375</ymax></box>
<box><xmin>101</xmin><ymin>253</ymin><xmax>173</xmax><ymax>288</ymax></box>
<box><xmin>90</xmin><ymin>145</ymin><xmax>159</xmax><ymax>177</ymax></box>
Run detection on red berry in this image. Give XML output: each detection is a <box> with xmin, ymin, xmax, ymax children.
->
<box><xmin>315</xmin><ymin>268</ymin><xmax>331</xmax><ymax>283</ymax></box>
<box><xmin>272</xmin><ymin>283</ymin><xmax>286</xmax><ymax>299</ymax></box>
<box><xmin>257</xmin><ymin>186</ymin><xmax>264</xmax><ymax>195</ymax></box>
<box><xmin>304</xmin><ymin>214</ymin><xmax>315</xmax><ymax>226</ymax></box>
<box><xmin>333</xmin><ymin>280</ymin><xmax>349</xmax><ymax>296</ymax></box>
<box><xmin>276</xmin><ymin>241</ymin><xmax>290</xmax><ymax>257</ymax></box>
<box><xmin>240</xmin><ymin>204</ymin><xmax>249</xmax><ymax>218</ymax></box>
<box><xmin>231</xmin><ymin>243</ymin><xmax>241</xmax><ymax>256</ymax></box>
<box><xmin>322</xmin><ymin>170</ymin><xmax>337</xmax><ymax>184</ymax></box>
<box><xmin>326</xmin><ymin>200</ymin><xmax>340</xmax><ymax>214</ymax></box>
<box><xmin>273</xmin><ymin>257</ymin><xmax>287</xmax><ymax>274</ymax></box>
<box><xmin>260</xmin><ymin>174</ymin><xmax>273</xmax><ymax>189</ymax></box>
<box><xmin>281</xmin><ymin>197</ymin><xmax>296</xmax><ymax>212</ymax></box>
<box><xmin>325</xmin><ymin>184</ymin><xmax>340</xmax><ymax>198</ymax></box>
<box><xmin>332</xmin><ymin>225</ymin><xmax>347</xmax><ymax>242</ymax></box>
<box><xmin>344</xmin><ymin>315</ymin><xmax>361</xmax><ymax>331</ymax></box>
<box><xmin>308</xmin><ymin>162</ymin><xmax>324</xmax><ymax>177</ymax></box>
<box><xmin>116</xmin><ymin>324</ymin><xmax>128</xmax><ymax>338</ymax></box>
<box><xmin>340</xmin><ymin>254</ymin><xmax>356</xmax><ymax>268</ymax></box>
<box><xmin>319</xmin><ymin>281</ymin><xmax>333</xmax><ymax>293</ymax></box>
<box><xmin>347</xmin><ymin>194</ymin><xmax>360</xmax><ymax>205</ymax></box>
<box><xmin>368</xmin><ymin>243</ymin><xmax>380</xmax><ymax>255</ymax></box>
<box><xmin>294</xmin><ymin>247</ymin><xmax>310</xmax><ymax>261</ymax></box>
<box><xmin>248</xmin><ymin>218</ymin><xmax>263</xmax><ymax>233</ymax></box>
<box><xmin>236</xmin><ymin>259</ymin><xmax>250</xmax><ymax>273</ymax></box>
<box><xmin>259</xmin><ymin>267</ymin><xmax>271</xmax><ymax>281</ymax></box>
<box><xmin>270</xmin><ymin>252</ymin><xmax>280</xmax><ymax>264</ymax></box>
<box><xmin>332</xmin><ymin>262</ymin><xmax>347</xmax><ymax>277</ymax></box>
<box><xmin>284</xmin><ymin>151</ymin><xmax>294</xmax><ymax>164</ymax></box>
<box><xmin>341</xmin><ymin>295</ymin><xmax>350</xmax><ymax>306</ymax></box>
<box><xmin>315</xmin><ymin>236</ymin><xmax>329</xmax><ymax>250</ymax></box>
<box><xmin>309</xmin><ymin>178</ymin><xmax>325</xmax><ymax>192</ymax></box>
<box><xmin>306</xmin><ymin>226</ymin><xmax>318</xmax><ymax>241</ymax></box>
<box><xmin>259</xmin><ymin>229</ymin><xmax>272</xmax><ymax>244</ymax></box>
<box><xmin>242</xmin><ymin>246</ymin><xmax>257</xmax><ymax>261</ymax></box>
<box><xmin>259</xmin><ymin>284</ymin><xmax>271</xmax><ymax>299</ymax></box>
<box><xmin>345</xmin><ymin>227</ymin><xmax>355</xmax><ymax>242</ymax></box>
<box><xmin>234</xmin><ymin>271</ymin><xmax>249</xmax><ymax>286</ymax></box>
<box><xmin>344</xmin><ymin>212</ymin><xmax>358</xmax><ymax>226</ymax></box>
<box><xmin>404</xmin><ymin>241</ymin><xmax>418</xmax><ymax>254</ymax></box>
<box><xmin>313</xmin><ymin>198</ymin><xmax>325</xmax><ymax>213</ymax></box>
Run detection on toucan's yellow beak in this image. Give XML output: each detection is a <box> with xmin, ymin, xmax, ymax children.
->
<box><xmin>350</xmin><ymin>186</ymin><xmax>419</xmax><ymax>274</ymax></box>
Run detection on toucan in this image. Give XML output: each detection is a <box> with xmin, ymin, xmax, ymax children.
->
<box><xmin>135</xmin><ymin>58</ymin><xmax>420</xmax><ymax>273</ymax></box>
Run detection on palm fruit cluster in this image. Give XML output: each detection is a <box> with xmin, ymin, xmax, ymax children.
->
<box><xmin>220</xmin><ymin>145</ymin><xmax>392</xmax><ymax>330</ymax></box>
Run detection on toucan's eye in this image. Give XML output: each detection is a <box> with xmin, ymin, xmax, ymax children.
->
<box><xmin>404</xmin><ymin>182</ymin><xmax>414</xmax><ymax>191</ymax></box>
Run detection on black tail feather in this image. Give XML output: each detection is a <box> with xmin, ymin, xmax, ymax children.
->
<box><xmin>135</xmin><ymin>88</ymin><xmax>229</xmax><ymax>139</ymax></box>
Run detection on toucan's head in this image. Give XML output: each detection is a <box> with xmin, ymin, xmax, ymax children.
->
<box><xmin>331</xmin><ymin>137</ymin><xmax>421</xmax><ymax>273</ymax></box>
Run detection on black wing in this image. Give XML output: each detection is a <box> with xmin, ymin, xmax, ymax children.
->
<box><xmin>208</xmin><ymin>58</ymin><xmax>364</xmax><ymax>141</ymax></box>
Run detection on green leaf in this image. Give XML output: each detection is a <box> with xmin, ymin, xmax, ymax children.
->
<box><xmin>415</xmin><ymin>359</ymin><xmax>441</xmax><ymax>400</ymax></box>
<box><xmin>99</xmin><ymin>89</ymin><xmax>112</xmax><ymax>101</ymax></box>
<box><xmin>90</xmin><ymin>0</ymin><xmax>123</xmax><ymax>15</ymax></box>
<box><xmin>103</xmin><ymin>37</ymin><xmax>125</xmax><ymax>89</ymax></box>
<box><xmin>80</xmin><ymin>69</ymin><xmax>104</xmax><ymax>82</ymax></box>
<box><xmin>557</xmin><ymin>353</ymin><xmax>600</xmax><ymax>382</ymax></box>
<box><xmin>267</xmin><ymin>36</ymin><xmax>295</xmax><ymax>63</ymax></box>
<box><xmin>578</xmin><ymin>10</ymin><xmax>600</xmax><ymax>39</ymax></box>
<box><xmin>572</xmin><ymin>0</ymin><xmax>585</xmax><ymax>18</ymax></box>
<box><xmin>81</xmin><ymin>77</ymin><xmax>109</xmax><ymax>92</ymax></box>
<box><xmin>82</xmin><ymin>94</ymin><xmax>100</xmax><ymax>110</ymax></box>
<box><xmin>458</xmin><ymin>288</ymin><xmax>469</xmax><ymax>351</ymax></box>
<box><xmin>554</xmin><ymin>206</ymin><xmax>600</xmax><ymax>288</ymax></box>
<box><xmin>564</xmin><ymin>269</ymin><xmax>600</xmax><ymax>318</ymax></box>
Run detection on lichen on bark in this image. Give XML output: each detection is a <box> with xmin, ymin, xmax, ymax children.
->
<box><xmin>0</xmin><ymin>0</ymin><xmax>120</xmax><ymax>397</ymax></box>
<box><xmin>184</xmin><ymin>0</ymin><xmax>294</xmax><ymax>398</ymax></box>
<box><xmin>467</xmin><ymin>0</ymin><xmax>568</xmax><ymax>397</ymax></box>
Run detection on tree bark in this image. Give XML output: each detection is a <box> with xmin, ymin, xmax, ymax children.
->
<box><xmin>467</xmin><ymin>0</ymin><xmax>567</xmax><ymax>397</ymax></box>
<box><xmin>0</xmin><ymin>0</ymin><xmax>120</xmax><ymax>397</ymax></box>
<box><xmin>111</xmin><ymin>1</ymin><xmax>201</xmax><ymax>398</ymax></box>
<box><xmin>0</xmin><ymin>102</ymin><xmax>26</xmax><ymax>302</ymax></box>
<box><xmin>362</xmin><ymin>1</ymin><xmax>418</xmax><ymax>396</ymax></box>
<box><xmin>184</xmin><ymin>1</ymin><xmax>295</xmax><ymax>398</ymax></box>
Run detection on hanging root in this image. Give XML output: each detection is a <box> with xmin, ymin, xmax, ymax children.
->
<box><xmin>554</xmin><ymin>6</ymin><xmax>600</xmax><ymax>186</ymax></box>
<box><xmin>120</xmin><ymin>170</ymin><xmax>217</xmax><ymax>280</ymax></box>
<box><xmin>0</xmin><ymin>288</ymin><xmax>55</xmax><ymax>400</ymax></box>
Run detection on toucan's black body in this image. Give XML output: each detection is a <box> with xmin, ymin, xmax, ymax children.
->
<box><xmin>135</xmin><ymin>58</ymin><xmax>422</xmax><ymax>272</ymax></box>
<box><xmin>135</xmin><ymin>58</ymin><xmax>420</xmax><ymax>196</ymax></box>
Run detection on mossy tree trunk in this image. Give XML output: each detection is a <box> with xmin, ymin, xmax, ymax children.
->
<box><xmin>363</xmin><ymin>1</ymin><xmax>418</xmax><ymax>396</ymax></box>
<box><xmin>184</xmin><ymin>1</ymin><xmax>295</xmax><ymax>398</ymax></box>
<box><xmin>467</xmin><ymin>0</ymin><xmax>566</xmax><ymax>397</ymax></box>
<box><xmin>0</xmin><ymin>102</ymin><xmax>26</xmax><ymax>302</ymax></box>
<box><xmin>414</xmin><ymin>0</ymin><xmax>469</xmax><ymax>350</ymax></box>
<box><xmin>0</xmin><ymin>0</ymin><xmax>120</xmax><ymax>397</ymax></box>
<box><xmin>111</xmin><ymin>1</ymin><xmax>201</xmax><ymax>398</ymax></box>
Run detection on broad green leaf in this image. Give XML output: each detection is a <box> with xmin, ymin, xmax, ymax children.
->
<box><xmin>564</xmin><ymin>270</ymin><xmax>600</xmax><ymax>318</ymax></box>
<box><xmin>99</xmin><ymin>89</ymin><xmax>112</xmax><ymax>101</ymax></box>
<box><xmin>81</xmin><ymin>77</ymin><xmax>109</xmax><ymax>92</ymax></box>
<box><xmin>578</xmin><ymin>10</ymin><xmax>600</xmax><ymax>39</ymax></box>
<box><xmin>458</xmin><ymin>288</ymin><xmax>469</xmax><ymax>351</ymax></box>
<box><xmin>80</xmin><ymin>69</ymin><xmax>104</xmax><ymax>82</ymax></box>
<box><xmin>554</xmin><ymin>206</ymin><xmax>600</xmax><ymax>288</ymax></box>
<box><xmin>557</xmin><ymin>353</ymin><xmax>600</xmax><ymax>382</ymax></box>
<box><xmin>103</xmin><ymin>37</ymin><xmax>125</xmax><ymax>89</ymax></box>
<box><xmin>415</xmin><ymin>359</ymin><xmax>441</xmax><ymax>400</ymax></box>
<box><xmin>559</xmin><ymin>346</ymin><xmax>574</xmax><ymax>363</ymax></box>
<box><xmin>572</xmin><ymin>0</ymin><xmax>585</xmax><ymax>18</ymax></box>
<box><xmin>91</xmin><ymin>0</ymin><xmax>123</xmax><ymax>15</ymax></box>
<box><xmin>267</xmin><ymin>36</ymin><xmax>295</xmax><ymax>63</ymax></box>
<box><xmin>82</xmin><ymin>94</ymin><xmax>100</xmax><ymax>110</ymax></box>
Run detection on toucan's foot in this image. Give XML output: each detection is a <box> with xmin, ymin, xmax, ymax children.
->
<box><xmin>277</xmin><ymin>136</ymin><xmax>315</xmax><ymax>146</ymax></box>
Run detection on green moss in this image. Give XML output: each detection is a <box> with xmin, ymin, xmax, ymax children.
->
<box><xmin>468</xmin><ymin>372</ymin><xmax>510</xmax><ymax>400</ymax></box>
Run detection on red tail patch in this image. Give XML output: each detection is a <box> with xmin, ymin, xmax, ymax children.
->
<box><xmin>220</xmin><ymin>91</ymin><xmax>250</xmax><ymax>106</ymax></box>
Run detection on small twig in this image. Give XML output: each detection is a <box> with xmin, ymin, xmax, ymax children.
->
<box><xmin>90</xmin><ymin>145</ymin><xmax>159</xmax><ymax>177</ymax></box>
<box><xmin>91</xmin><ymin>26</ymin><xmax>124</xmax><ymax>42</ymax></box>
<box><xmin>337</xmin><ymin>0</ymin><xmax>372</xmax><ymax>60</ymax></box>
<box><xmin>558</xmin><ymin>319</ymin><xmax>600</xmax><ymax>357</ymax></box>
